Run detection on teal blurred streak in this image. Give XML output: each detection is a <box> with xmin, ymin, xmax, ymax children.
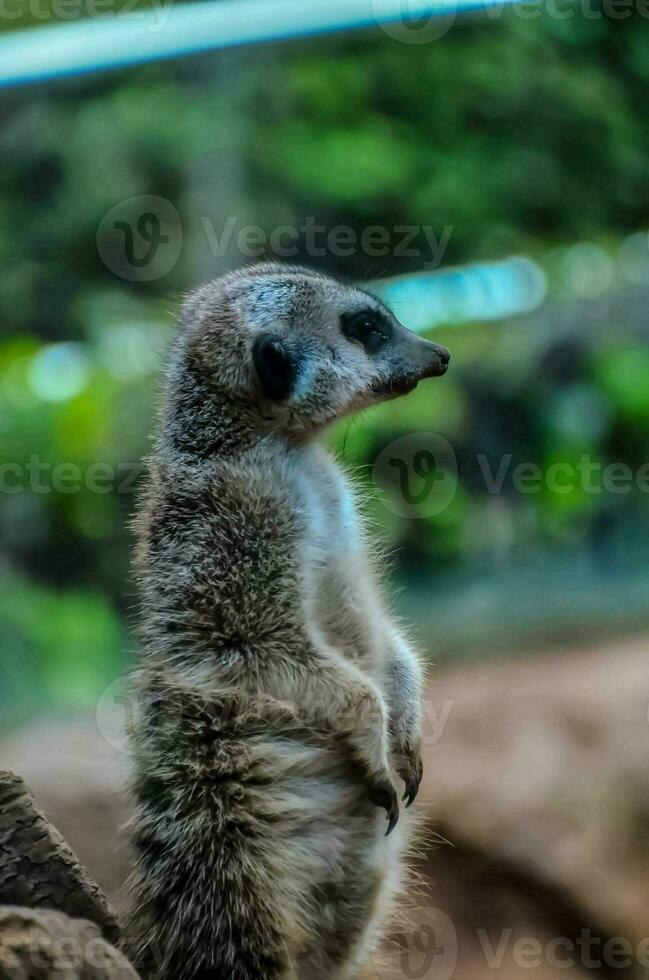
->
<box><xmin>372</xmin><ymin>257</ymin><xmax>548</xmax><ymax>333</ymax></box>
<box><xmin>0</xmin><ymin>0</ymin><xmax>533</xmax><ymax>88</ymax></box>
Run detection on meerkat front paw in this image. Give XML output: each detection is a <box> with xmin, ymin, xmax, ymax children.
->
<box><xmin>394</xmin><ymin>740</ymin><xmax>423</xmax><ymax>808</ymax></box>
<box><xmin>367</xmin><ymin>774</ymin><xmax>400</xmax><ymax>835</ymax></box>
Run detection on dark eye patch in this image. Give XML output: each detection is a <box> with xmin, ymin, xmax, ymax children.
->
<box><xmin>340</xmin><ymin>310</ymin><xmax>391</xmax><ymax>355</ymax></box>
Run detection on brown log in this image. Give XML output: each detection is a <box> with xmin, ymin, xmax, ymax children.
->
<box><xmin>0</xmin><ymin>906</ymin><xmax>138</xmax><ymax>979</ymax></box>
<box><xmin>0</xmin><ymin>771</ymin><xmax>120</xmax><ymax>946</ymax></box>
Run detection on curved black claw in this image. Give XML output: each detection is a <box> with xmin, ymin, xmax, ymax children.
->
<box><xmin>386</xmin><ymin>805</ymin><xmax>399</xmax><ymax>836</ymax></box>
<box><xmin>402</xmin><ymin>778</ymin><xmax>418</xmax><ymax>808</ymax></box>
<box><xmin>368</xmin><ymin>780</ymin><xmax>400</xmax><ymax>835</ymax></box>
<box><xmin>400</xmin><ymin>754</ymin><xmax>423</xmax><ymax>808</ymax></box>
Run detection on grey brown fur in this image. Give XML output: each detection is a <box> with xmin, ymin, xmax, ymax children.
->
<box><xmin>126</xmin><ymin>264</ymin><xmax>449</xmax><ymax>980</ymax></box>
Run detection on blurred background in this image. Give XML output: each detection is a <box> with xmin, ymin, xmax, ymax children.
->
<box><xmin>2</xmin><ymin>3</ymin><xmax>649</xmax><ymax>977</ymax></box>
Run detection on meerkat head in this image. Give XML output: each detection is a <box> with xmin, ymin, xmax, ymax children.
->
<box><xmin>166</xmin><ymin>263</ymin><xmax>449</xmax><ymax>452</ymax></box>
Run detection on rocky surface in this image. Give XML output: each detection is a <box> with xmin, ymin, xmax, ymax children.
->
<box><xmin>420</xmin><ymin>634</ymin><xmax>649</xmax><ymax>952</ymax></box>
<box><xmin>0</xmin><ymin>713</ymin><xmax>131</xmax><ymax>914</ymax></box>
<box><xmin>0</xmin><ymin>772</ymin><xmax>121</xmax><ymax>943</ymax></box>
<box><xmin>0</xmin><ymin>906</ymin><xmax>138</xmax><ymax>979</ymax></box>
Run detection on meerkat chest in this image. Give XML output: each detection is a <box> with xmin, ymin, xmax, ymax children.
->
<box><xmin>291</xmin><ymin>447</ymin><xmax>384</xmax><ymax>666</ymax></box>
<box><xmin>293</xmin><ymin>448</ymin><xmax>361</xmax><ymax>573</ymax></box>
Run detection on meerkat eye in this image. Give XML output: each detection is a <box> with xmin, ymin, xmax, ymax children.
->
<box><xmin>340</xmin><ymin>311</ymin><xmax>390</xmax><ymax>355</ymax></box>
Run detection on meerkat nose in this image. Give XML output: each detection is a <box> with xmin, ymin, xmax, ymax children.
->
<box><xmin>434</xmin><ymin>345</ymin><xmax>451</xmax><ymax>369</ymax></box>
<box><xmin>416</xmin><ymin>339</ymin><xmax>450</xmax><ymax>378</ymax></box>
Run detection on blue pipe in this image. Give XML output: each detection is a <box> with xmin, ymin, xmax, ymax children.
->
<box><xmin>0</xmin><ymin>0</ymin><xmax>532</xmax><ymax>88</ymax></box>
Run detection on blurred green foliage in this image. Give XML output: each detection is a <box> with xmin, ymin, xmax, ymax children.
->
<box><xmin>2</xmin><ymin>8</ymin><xmax>649</xmax><ymax>721</ymax></box>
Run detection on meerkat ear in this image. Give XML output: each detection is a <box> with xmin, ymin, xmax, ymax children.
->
<box><xmin>253</xmin><ymin>334</ymin><xmax>298</xmax><ymax>401</ymax></box>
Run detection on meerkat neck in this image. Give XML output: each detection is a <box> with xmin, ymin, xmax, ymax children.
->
<box><xmin>157</xmin><ymin>359</ymin><xmax>264</xmax><ymax>461</ymax></box>
<box><xmin>157</xmin><ymin>362</ymin><xmax>323</xmax><ymax>465</ymax></box>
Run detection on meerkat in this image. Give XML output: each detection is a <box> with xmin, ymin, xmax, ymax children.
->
<box><xmin>126</xmin><ymin>263</ymin><xmax>450</xmax><ymax>980</ymax></box>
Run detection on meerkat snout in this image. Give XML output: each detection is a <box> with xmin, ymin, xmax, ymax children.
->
<box><xmin>422</xmin><ymin>338</ymin><xmax>451</xmax><ymax>375</ymax></box>
<box><xmin>370</xmin><ymin>331</ymin><xmax>450</xmax><ymax>397</ymax></box>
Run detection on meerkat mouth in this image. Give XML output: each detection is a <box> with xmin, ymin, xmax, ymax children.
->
<box><xmin>391</xmin><ymin>376</ymin><xmax>419</xmax><ymax>395</ymax></box>
<box><xmin>371</xmin><ymin>375</ymin><xmax>419</xmax><ymax>398</ymax></box>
